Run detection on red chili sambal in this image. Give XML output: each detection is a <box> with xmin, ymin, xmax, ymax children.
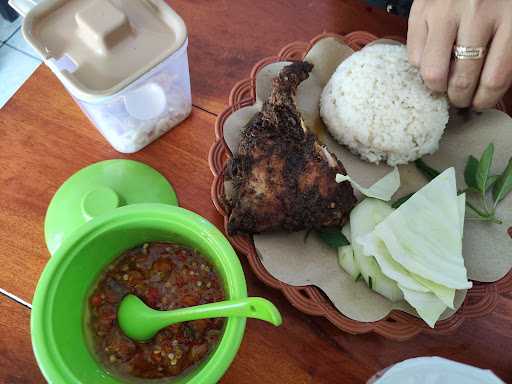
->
<box><xmin>88</xmin><ymin>242</ymin><xmax>225</xmax><ymax>379</ymax></box>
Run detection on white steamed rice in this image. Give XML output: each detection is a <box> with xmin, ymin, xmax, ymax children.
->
<box><xmin>320</xmin><ymin>43</ymin><xmax>449</xmax><ymax>166</ymax></box>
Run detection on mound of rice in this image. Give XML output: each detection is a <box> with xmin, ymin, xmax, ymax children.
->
<box><xmin>320</xmin><ymin>44</ymin><xmax>449</xmax><ymax>166</ymax></box>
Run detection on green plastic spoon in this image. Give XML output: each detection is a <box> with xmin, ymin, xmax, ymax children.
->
<box><xmin>118</xmin><ymin>294</ymin><xmax>282</xmax><ymax>342</ymax></box>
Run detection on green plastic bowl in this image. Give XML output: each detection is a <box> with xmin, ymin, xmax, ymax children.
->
<box><xmin>31</xmin><ymin>204</ymin><xmax>247</xmax><ymax>384</ymax></box>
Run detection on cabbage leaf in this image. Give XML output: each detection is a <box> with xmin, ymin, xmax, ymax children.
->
<box><xmin>411</xmin><ymin>273</ymin><xmax>455</xmax><ymax>309</ymax></box>
<box><xmin>399</xmin><ymin>285</ymin><xmax>447</xmax><ymax>328</ymax></box>
<box><xmin>373</xmin><ymin>168</ymin><xmax>472</xmax><ymax>289</ymax></box>
<box><xmin>336</xmin><ymin>167</ymin><xmax>400</xmax><ymax>201</ymax></box>
<box><xmin>458</xmin><ymin>193</ymin><xmax>466</xmax><ymax>238</ymax></box>
<box><xmin>358</xmin><ymin>232</ymin><xmax>429</xmax><ymax>292</ymax></box>
<box><xmin>359</xmin><ymin>232</ymin><xmax>457</xmax><ymax>308</ymax></box>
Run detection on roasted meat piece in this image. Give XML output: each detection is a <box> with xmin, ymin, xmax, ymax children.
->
<box><xmin>226</xmin><ymin>61</ymin><xmax>356</xmax><ymax>235</ymax></box>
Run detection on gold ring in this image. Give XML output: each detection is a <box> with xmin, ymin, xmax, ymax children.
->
<box><xmin>453</xmin><ymin>45</ymin><xmax>486</xmax><ymax>60</ymax></box>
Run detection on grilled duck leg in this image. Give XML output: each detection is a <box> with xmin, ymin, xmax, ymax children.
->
<box><xmin>226</xmin><ymin>61</ymin><xmax>356</xmax><ymax>235</ymax></box>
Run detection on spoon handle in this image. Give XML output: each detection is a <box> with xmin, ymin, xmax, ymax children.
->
<box><xmin>149</xmin><ymin>297</ymin><xmax>282</xmax><ymax>329</ymax></box>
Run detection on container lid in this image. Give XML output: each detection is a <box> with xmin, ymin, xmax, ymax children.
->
<box><xmin>22</xmin><ymin>0</ymin><xmax>187</xmax><ymax>101</ymax></box>
<box><xmin>372</xmin><ymin>357</ymin><xmax>504</xmax><ymax>384</ymax></box>
<box><xmin>44</xmin><ymin>159</ymin><xmax>178</xmax><ymax>255</ymax></box>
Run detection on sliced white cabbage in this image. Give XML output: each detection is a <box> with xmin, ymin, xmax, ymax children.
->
<box><xmin>336</xmin><ymin>167</ymin><xmax>400</xmax><ymax>202</ymax></box>
<box><xmin>341</xmin><ymin>223</ymin><xmax>351</xmax><ymax>241</ymax></box>
<box><xmin>338</xmin><ymin>171</ymin><xmax>470</xmax><ymax>325</ymax></box>
<box><xmin>372</xmin><ymin>274</ymin><xmax>404</xmax><ymax>302</ymax></box>
<box><xmin>359</xmin><ymin>232</ymin><xmax>456</xmax><ymax>308</ymax></box>
<box><xmin>358</xmin><ymin>232</ymin><xmax>429</xmax><ymax>292</ymax></box>
<box><xmin>349</xmin><ymin>198</ymin><xmax>402</xmax><ymax>301</ymax></box>
<box><xmin>411</xmin><ymin>273</ymin><xmax>455</xmax><ymax>309</ymax></box>
<box><xmin>399</xmin><ymin>285</ymin><xmax>447</xmax><ymax>328</ymax></box>
<box><xmin>458</xmin><ymin>193</ymin><xmax>466</xmax><ymax>238</ymax></box>
<box><xmin>373</xmin><ymin>168</ymin><xmax>472</xmax><ymax>289</ymax></box>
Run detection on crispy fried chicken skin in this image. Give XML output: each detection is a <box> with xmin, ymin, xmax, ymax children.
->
<box><xmin>226</xmin><ymin>61</ymin><xmax>356</xmax><ymax>235</ymax></box>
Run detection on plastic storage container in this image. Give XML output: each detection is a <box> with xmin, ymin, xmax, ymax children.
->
<box><xmin>10</xmin><ymin>0</ymin><xmax>191</xmax><ymax>153</ymax></box>
<box><xmin>72</xmin><ymin>42</ymin><xmax>191</xmax><ymax>153</ymax></box>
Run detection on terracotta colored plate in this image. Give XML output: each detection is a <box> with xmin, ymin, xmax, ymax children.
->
<box><xmin>208</xmin><ymin>31</ymin><xmax>512</xmax><ymax>341</ymax></box>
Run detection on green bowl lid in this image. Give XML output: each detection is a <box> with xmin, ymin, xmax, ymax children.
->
<box><xmin>44</xmin><ymin>159</ymin><xmax>178</xmax><ymax>255</ymax></box>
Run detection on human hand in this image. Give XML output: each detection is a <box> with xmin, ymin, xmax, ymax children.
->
<box><xmin>407</xmin><ymin>0</ymin><xmax>512</xmax><ymax>110</ymax></box>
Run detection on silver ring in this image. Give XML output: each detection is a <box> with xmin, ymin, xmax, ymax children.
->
<box><xmin>453</xmin><ymin>45</ymin><xmax>486</xmax><ymax>60</ymax></box>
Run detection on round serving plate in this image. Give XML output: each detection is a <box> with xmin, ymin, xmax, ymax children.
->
<box><xmin>208</xmin><ymin>31</ymin><xmax>512</xmax><ymax>341</ymax></box>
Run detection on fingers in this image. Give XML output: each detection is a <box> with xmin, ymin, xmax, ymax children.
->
<box><xmin>407</xmin><ymin>0</ymin><xmax>428</xmax><ymax>67</ymax></box>
<box><xmin>473</xmin><ymin>23</ymin><xmax>512</xmax><ymax>110</ymax></box>
<box><xmin>408</xmin><ymin>0</ymin><xmax>512</xmax><ymax>110</ymax></box>
<box><xmin>420</xmin><ymin>15</ymin><xmax>458</xmax><ymax>92</ymax></box>
<box><xmin>447</xmin><ymin>12</ymin><xmax>494</xmax><ymax>107</ymax></box>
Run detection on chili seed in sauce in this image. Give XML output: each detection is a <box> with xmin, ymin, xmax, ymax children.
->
<box><xmin>88</xmin><ymin>242</ymin><xmax>225</xmax><ymax>379</ymax></box>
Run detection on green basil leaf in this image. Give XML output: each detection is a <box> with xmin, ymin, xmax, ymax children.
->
<box><xmin>414</xmin><ymin>159</ymin><xmax>441</xmax><ymax>181</ymax></box>
<box><xmin>476</xmin><ymin>143</ymin><xmax>494</xmax><ymax>192</ymax></box>
<box><xmin>493</xmin><ymin>158</ymin><xmax>512</xmax><ymax>205</ymax></box>
<box><xmin>486</xmin><ymin>175</ymin><xmax>499</xmax><ymax>192</ymax></box>
<box><xmin>316</xmin><ymin>228</ymin><xmax>350</xmax><ymax>248</ymax></box>
<box><xmin>392</xmin><ymin>192</ymin><xmax>415</xmax><ymax>208</ymax></box>
<box><xmin>464</xmin><ymin>155</ymin><xmax>479</xmax><ymax>189</ymax></box>
<box><xmin>464</xmin><ymin>187</ymin><xmax>481</xmax><ymax>194</ymax></box>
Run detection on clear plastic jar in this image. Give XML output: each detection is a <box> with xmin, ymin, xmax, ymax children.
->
<box><xmin>75</xmin><ymin>40</ymin><xmax>192</xmax><ymax>153</ymax></box>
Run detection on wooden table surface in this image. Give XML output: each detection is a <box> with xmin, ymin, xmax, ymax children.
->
<box><xmin>1</xmin><ymin>1</ymin><xmax>511</xmax><ymax>383</ymax></box>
